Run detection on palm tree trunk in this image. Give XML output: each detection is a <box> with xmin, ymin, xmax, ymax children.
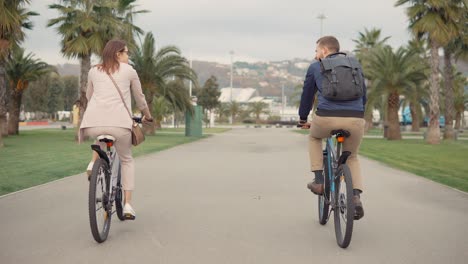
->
<box><xmin>155</xmin><ymin>119</ymin><xmax>162</xmax><ymax>130</ymax></box>
<box><xmin>75</xmin><ymin>54</ymin><xmax>91</xmax><ymax>141</ymax></box>
<box><xmin>7</xmin><ymin>90</ymin><xmax>22</xmax><ymax>135</ymax></box>
<box><xmin>144</xmin><ymin>123</ymin><xmax>156</xmax><ymax>135</ymax></box>
<box><xmin>364</xmin><ymin>80</ymin><xmax>373</xmax><ymax>133</ymax></box>
<box><xmin>364</xmin><ymin>111</ymin><xmax>373</xmax><ymax>133</ymax></box>
<box><xmin>455</xmin><ymin>111</ymin><xmax>461</xmax><ymax>130</ymax></box>
<box><xmin>387</xmin><ymin>92</ymin><xmax>402</xmax><ymax>140</ymax></box>
<box><xmin>0</xmin><ymin>60</ymin><xmax>8</xmax><ymax>146</ymax></box>
<box><xmin>443</xmin><ymin>50</ymin><xmax>455</xmax><ymax>140</ymax></box>
<box><xmin>410</xmin><ymin>102</ymin><xmax>420</xmax><ymax>132</ymax></box>
<box><xmin>426</xmin><ymin>39</ymin><xmax>441</xmax><ymax>144</ymax></box>
<box><xmin>143</xmin><ymin>93</ymin><xmax>155</xmax><ymax>135</ymax></box>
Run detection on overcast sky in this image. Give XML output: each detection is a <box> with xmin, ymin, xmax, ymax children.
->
<box><xmin>24</xmin><ymin>0</ymin><xmax>411</xmax><ymax>65</ymax></box>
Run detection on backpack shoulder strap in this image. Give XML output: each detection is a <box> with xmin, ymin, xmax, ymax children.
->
<box><xmin>319</xmin><ymin>57</ymin><xmax>334</xmax><ymax>71</ymax></box>
<box><xmin>347</xmin><ymin>57</ymin><xmax>362</xmax><ymax>70</ymax></box>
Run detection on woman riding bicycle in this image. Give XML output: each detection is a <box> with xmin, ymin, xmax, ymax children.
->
<box><xmin>80</xmin><ymin>39</ymin><xmax>153</xmax><ymax>219</ymax></box>
<box><xmin>298</xmin><ymin>36</ymin><xmax>366</xmax><ymax>220</ymax></box>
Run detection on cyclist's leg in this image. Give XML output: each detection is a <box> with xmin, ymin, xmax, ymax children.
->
<box><xmin>83</xmin><ymin>127</ymin><xmax>108</xmax><ymax>177</ymax></box>
<box><xmin>109</xmin><ymin>128</ymin><xmax>134</xmax><ymax>200</ymax></box>
<box><xmin>308</xmin><ymin>115</ymin><xmax>334</xmax><ymax>193</ymax></box>
<box><xmin>110</xmin><ymin>127</ymin><xmax>136</xmax><ymax>219</ymax></box>
<box><xmin>340</xmin><ymin>118</ymin><xmax>365</xmax><ymax>192</ymax></box>
<box><xmin>340</xmin><ymin>118</ymin><xmax>365</xmax><ymax>219</ymax></box>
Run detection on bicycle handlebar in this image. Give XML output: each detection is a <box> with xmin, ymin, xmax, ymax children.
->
<box><xmin>132</xmin><ymin>117</ymin><xmax>142</xmax><ymax>124</ymax></box>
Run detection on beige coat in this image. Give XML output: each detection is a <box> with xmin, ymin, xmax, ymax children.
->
<box><xmin>80</xmin><ymin>63</ymin><xmax>148</xmax><ymax>132</ymax></box>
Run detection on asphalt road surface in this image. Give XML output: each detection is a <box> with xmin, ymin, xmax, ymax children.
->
<box><xmin>1</xmin><ymin>128</ymin><xmax>467</xmax><ymax>264</ymax></box>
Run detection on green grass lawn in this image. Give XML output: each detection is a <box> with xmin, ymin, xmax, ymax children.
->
<box><xmin>366</xmin><ymin>127</ymin><xmax>468</xmax><ymax>138</ymax></box>
<box><xmin>293</xmin><ymin>129</ymin><xmax>468</xmax><ymax>192</ymax></box>
<box><xmin>0</xmin><ymin>129</ymin><xmax>207</xmax><ymax>196</ymax></box>
<box><xmin>360</xmin><ymin>139</ymin><xmax>468</xmax><ymax>192</ymax></box>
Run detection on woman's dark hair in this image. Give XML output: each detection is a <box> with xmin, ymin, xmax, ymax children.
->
<box><xmin>98</xmin><ymin>39</ymin><xmax>127</xmax><ymax>74</ymax></box>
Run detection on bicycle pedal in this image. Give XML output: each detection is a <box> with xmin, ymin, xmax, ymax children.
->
<box><xmin>124</xmin><ymin>214</ymin><xmax>136</xmax><ymax>220</ymax></box>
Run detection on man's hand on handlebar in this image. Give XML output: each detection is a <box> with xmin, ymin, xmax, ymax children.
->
<box><xmin>297</xmin><ymin>120</ymin><xmax>311</xmax><ymax>129</ymax></box>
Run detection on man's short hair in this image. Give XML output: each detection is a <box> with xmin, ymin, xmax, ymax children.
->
<box><xmin>316</xmin><ymin>36</ymin><xmax>340</xmax><ymax>52</ymax></box>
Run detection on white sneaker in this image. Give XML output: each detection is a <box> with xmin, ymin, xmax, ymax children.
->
<box><xmin>123</xmin><ymin>203</ymin><xmax>136</xmax><ymax>220</ymax></box>
<box><xmin>86</xmin><ymin>161</ymin><xmax>94</xmax><ymax>176</ymax></box>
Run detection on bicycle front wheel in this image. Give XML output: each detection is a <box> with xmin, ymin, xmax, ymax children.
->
<box><xmin>89</xmin><ymin>158</ymin><xmax>112</xmax><ymax>243</ymax></box>
<box><xmin>318</xmin><ymin>154</ymin><xmax>331</xmax><ymax>225</ymax></box>
<box><xmin>333</xmin><ymin>164</ymin><xmax>354</xmax><ymax>248</ymax></box>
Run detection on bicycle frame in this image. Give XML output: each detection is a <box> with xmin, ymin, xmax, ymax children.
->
<box><xmin>93</xmin><ymin>142</ymin><xmax>120</xmax><ymax>213</ymax></box>
<box><xmin>106</xmin><ymin>145</ymin><xmax>120</xmax><ymax>212</ymax></box>
<box><xmin>323</xmin><ymin>136</ymin><xmax>342</xmax><ymax>213</ymax></box>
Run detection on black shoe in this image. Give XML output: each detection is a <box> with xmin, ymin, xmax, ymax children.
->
<box><xmin>353</xmin><ymin>195</ymin><xmax>364</xmax><ymax>220</ymax></box>
<box><xmin>307</xmin><ymin>181</ymin><xmax>324</xmax><ymax>195</ymax></box>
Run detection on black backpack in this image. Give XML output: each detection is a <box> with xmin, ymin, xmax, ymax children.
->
<box><xmin>319</xmin><ymin>52</ymin><xmax>365</xmax><ymax>101</ymax></box>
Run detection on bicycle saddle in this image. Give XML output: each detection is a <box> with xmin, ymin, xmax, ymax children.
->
<box><xmin>331</xmin><ymin>129</ymin><xmax>351</xmax><ymax>138</ymax></box>
<box><xmin>97</xmin><ymin>135</ymin><xmax>116</xmax><ymax>143</ymax></box>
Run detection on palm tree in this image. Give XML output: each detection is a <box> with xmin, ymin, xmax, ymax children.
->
<box><xmin>366</xmin><ymin>46</ymin><xmax>428</xmax><ymax>140</ymax></box>
<box><xmin>216</xmin><ymin>103</ymin><xmax>231</xmax><ymax>123</ymax></box>
<box><xmin>453</xmin><ymin>71</ymin><xmax>468</xmax><ymax>130</ymax></box>
<box><xmin>164</xmin><ymin>78</ymin><xmax>193</xmax><ymax>115</ymax></box>
<box><xmin>0</xmin><ymin>0</ymin><xmax>37</xmax><ymax>146</ymax></box>
<box><xmin>131</xmin><ymin>32</ymin><xmax>197</xmax><ymax>134</ymax></box>
<box><xmin>151</xmin><ymin>96</ymin><xmax>170</xmax><ymax>129</ymax></box>
<box><xmin>248</xmin><ymin>101</ymin><xmax>269</xmax><ymax>124</ymax></box>
<box><xmin>400</xmin><ymin>82</ymin><xmax>429</xmax><ymax>132</ymax></box>
<box><xmin>5</xmin><ymin>47</ymin><xmax>53</xmax><ymax>135</ymax></box>
<box><xmin>442</xmin><ymin>6</ymin><xmax>468</xmax><ymax>139</ymax></box>
<box><xmin>227</xmin><ymin>101</ymin><xmax>241</xmax><ymax>123</ymax></box>
<box><xmin>353</xmin><ymin>28</ymin><xmax>390</xmax><ymax>131</ymax></box>
<box><xmin>114</xmin><ymin>0</ymin><xmax>149</xmax><ymax>51</ymax></box>
<box><xmin>48</xmin><ymin>0</ymin><xmax>147</xmax><ymax>138</ymax></box>
<box><xmin>353</xmin><ymin>28</ymin><xmax>390</xmax><ymax>71</ymax></box>
<box><xmin>405</xmin><ymin>38</ymin><xmax>430</xmax><ymax>132</ymax></box>
<box><xmin>396</xmin><ymin>0</ymin><xmax>464</xmax><ymax>144</ymax></box>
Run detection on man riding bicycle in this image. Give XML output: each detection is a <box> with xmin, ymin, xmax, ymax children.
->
<box><xmin>298</xmin><ymin>36</ymin><xmax>366</xmax><ymax>220</ymax></box>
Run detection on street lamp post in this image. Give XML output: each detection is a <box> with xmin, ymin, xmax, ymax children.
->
<box><xmin>229</xmin><ymin>50</ymin><xmax>234</xmax><ymax>102</ymax></box>
<box><xmin>281</xmin><ymin>83</ymin><xmax>285</xmax><ymax>121</ymax></box>
<box><xmin>189</xmin><ymin>50</ymin><xmax>193</xmax><ymax>97</ymax></box>
<box><xmin>229</xmin><ymin>50</ymin><xmax>234</xmax><ymax>125</ymax></box>
<box><xmin>317</xmin><ymin>13</ymin><xmax>327</xmax><ymax>36</ymax></box>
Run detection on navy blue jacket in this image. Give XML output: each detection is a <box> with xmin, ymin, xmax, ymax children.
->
<box><xmin>298</xmin><ymin>54</ymin><xmax>367</xmax><ymax>121</ymax></box>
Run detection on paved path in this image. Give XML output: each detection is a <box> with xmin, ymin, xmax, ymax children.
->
<box><xmin>1</xmin><ymin>128</ymin><xmax>467</xmax><ymax>264</ymax></box>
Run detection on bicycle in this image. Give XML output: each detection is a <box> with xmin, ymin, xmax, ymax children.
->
<box><xmin>298</xmin><ymin>122</ymin><xmax>356</xmax><ymax>248</ymax></box>
<box><xmin>318</xmin><ymin>129</ymin><xmax>355</xmax><ymax>248</ymax></box>
<box><xmin>88</xmin><ymin>117</ymin><xmax>142</xmax><ymax>243</ymax></box>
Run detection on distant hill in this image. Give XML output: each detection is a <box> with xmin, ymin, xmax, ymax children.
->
<box><xmin>55</xmin><ymin>57</ymin><xmax>468</xmax><ymax>98</ymax></box>
<box><xmin>56</xmin><ymin>64</ymin><xmax>80</xmax><ymax>76</ymax></box>
<box><xmin>192</xmin><ymin>58</ymin><xmax>311</xmax><ymax>98</ymax></box>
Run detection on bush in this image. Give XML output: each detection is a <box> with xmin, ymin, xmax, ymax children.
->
<box><xmin>267</xmin><ymin>115</ymin><xmax>281</xmax><ymax>121</ymax></box>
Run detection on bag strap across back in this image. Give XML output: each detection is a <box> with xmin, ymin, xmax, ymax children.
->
<box><xmin>107</xmin><ymin>74</ymin><xmax>134</xmax><ymax>122</ymax></box>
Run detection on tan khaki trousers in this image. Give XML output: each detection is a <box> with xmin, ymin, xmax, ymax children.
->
<box><xmin>308</xmin><ymin>115</ymin><xmax>365</xmax><ymax>191</ymax></box>
<box><xmin>84</xmin><ymin>127</ymin><xmax>135</xmax><ymax>191</ymax></box>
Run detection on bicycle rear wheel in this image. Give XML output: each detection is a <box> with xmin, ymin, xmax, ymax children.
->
<box><xmin>89</xmin><ymin>158</ymin><xmax>112</xmax><ymax>243</ymax></box>
<box><xmin>115</xmin><ymin>164</ymin><xmax>125</xmax><ymax>221</ymax></box>
<box><xmin>333</xmin><ymin>164</ymin><xmax>354</xmax><ymax>248</ymax></box>
<box><xmin>318</xmin><ymin>154</ymin><xmax>331</xmax><ymax>225</ymax></box>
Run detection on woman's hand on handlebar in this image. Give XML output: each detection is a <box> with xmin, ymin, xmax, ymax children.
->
<box><xmin>142</xmin><ymin>115</ymin><xmax>154</xmax><ymax>125</ymax></box>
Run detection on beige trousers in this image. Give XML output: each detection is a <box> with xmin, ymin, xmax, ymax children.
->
<box><xmin>84</xmin><ymin>127</ymin><xmax>135</xmax><ymax>191</ymax></box>
<box><xmin>308</xmin><ymin>115</ymin><xmax>365</xmax><ymax>191</ymax></box>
